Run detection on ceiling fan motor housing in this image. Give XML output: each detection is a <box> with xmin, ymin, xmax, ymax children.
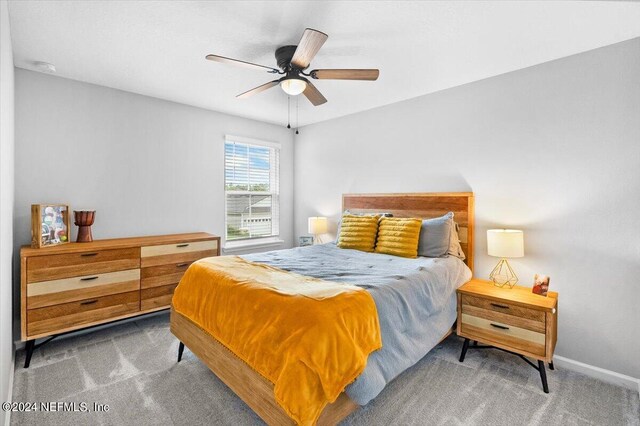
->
<box><xmin>275</xmin><ymin>45</ymin><xmax>299</xmax><ymax>70</ymax></box>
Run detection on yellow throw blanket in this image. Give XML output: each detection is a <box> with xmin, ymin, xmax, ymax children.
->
<box><xmin>172</xmin><ymin>256</ymin><xmax>382</xmax><ymax>425</ymax></box>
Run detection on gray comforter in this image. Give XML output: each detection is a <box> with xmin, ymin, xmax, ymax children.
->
<box><xmin>243</xmin><ymin>243</ymin><xmax>471</xmax><ymax>405</ymax></box>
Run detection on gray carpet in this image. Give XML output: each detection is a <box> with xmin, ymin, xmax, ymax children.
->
<box><xmin>11</xmin><ymin>313</ymin><xmax>639</xmax><ymax>425</ymax></box>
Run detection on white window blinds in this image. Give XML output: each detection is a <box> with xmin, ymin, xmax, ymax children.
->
<box><xmin>224</xmin><ymin>136</ymin><xmax>280</xmax><ymax>242</ymax></box>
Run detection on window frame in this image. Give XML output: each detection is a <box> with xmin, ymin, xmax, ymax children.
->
<box><xmin>223</xmin><ymin>135</ymin><xmax>281</xmax><ymax>249</ymax></box>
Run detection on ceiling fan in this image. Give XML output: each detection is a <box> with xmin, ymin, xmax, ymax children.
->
<box><xmin>205</xmin><ymin>28</ymin><xmax>379</xmax><ymax>106</ymax></box>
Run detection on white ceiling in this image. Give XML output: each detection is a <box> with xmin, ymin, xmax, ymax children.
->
<box><xmin>8</xmin><ymin>1</ymin><xmax>640</xmax><ymax>127</ymax></box>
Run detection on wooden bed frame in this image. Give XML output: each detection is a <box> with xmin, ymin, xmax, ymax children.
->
<box><xmin>170</xmin><ymin>192</ymin><xmax>475</xmax><ymax>425</ymax></box>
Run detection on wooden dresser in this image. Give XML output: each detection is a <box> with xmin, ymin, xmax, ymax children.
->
<box><xmin>21</xmin><ymin>232</ymin><xmax>219</xmax><ymax>366</ymax></box>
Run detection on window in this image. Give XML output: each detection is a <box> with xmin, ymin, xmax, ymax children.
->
<box><xmin>224</xmin><ymin>136</ymin><xmax>280</xmax><ymax>243</ymax></box>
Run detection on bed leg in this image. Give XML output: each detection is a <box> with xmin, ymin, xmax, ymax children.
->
<box><xmin>178</xmin><ymin>341</ymin><xmax>185</xmax><ymax>362</ymax></box>
<box><xmin>459</xmin><ymin>338</ymin><xmax>470</xmax><ymax>362</ymax></box>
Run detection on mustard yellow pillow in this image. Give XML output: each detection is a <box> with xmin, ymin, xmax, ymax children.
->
<box><xmin>337</xmin><ymin>214</ymin><xmax>380</xmax><ymax>252</ymax></box>
<box><xmin>374</xmin><ymin>217</ymin><xmax>422</xmax><ymax>258</ymax></box>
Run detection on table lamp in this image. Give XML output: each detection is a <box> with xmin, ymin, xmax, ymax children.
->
<box><xmin>487</xmin><ymin>229</ymin><xmax>524</xmax><ymax>288</ymax></box>
<box><xmin>308</xmin><ymin>217</ymin><xmax>328</xmax><ymax>244</ymax></box>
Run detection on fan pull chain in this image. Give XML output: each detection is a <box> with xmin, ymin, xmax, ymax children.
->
<box><xmin>287</xmin><ymin>96</ymin><xmax>291</xmax><ymax>129</ymax></box>
<box><xmin>295</xmin><ymin>97</ymin><xmax>299</xmax><ymax>134</ymax></box>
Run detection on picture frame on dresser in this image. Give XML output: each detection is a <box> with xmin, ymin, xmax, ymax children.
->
<box><xmin>31</xmin><ymin>204</ymin><xmax>71</xmax><ymax>248</ymax></box>
<box><xmin>20</xmin><ymin>232</ymin><xmax>220</xmax><ymax>368</ymax></box>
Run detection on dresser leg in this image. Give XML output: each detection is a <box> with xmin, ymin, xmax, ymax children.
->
<box><xmin>549</xmin><ymin>361</ymin><xmax>554</xmax><ymax>370</ymax></box>
<box><xmin>24</xmin><ymin>340</ymin><xmax>35</xmax><ymax>368</ymax></box>
<box><xmin>177</xmin><ymin>342</ymin><xmax>185</xmax><ymax>362</ymax></box>
<box><xmin>459</xmin><ymin>338</ymin><xmax>470</xmax><ymax>362</ymax></box>
<box><xmin>538</xmin><ymin>360</ymin><xmax>549</xmax><ymax>393</ymax></box>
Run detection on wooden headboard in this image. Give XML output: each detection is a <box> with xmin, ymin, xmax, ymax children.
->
<box><xmin>342</xmin><ymin>192</ymin><xmax>475</xmax><ymax>272</ymax></box>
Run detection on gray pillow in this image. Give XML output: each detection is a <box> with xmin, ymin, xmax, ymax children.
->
<box><xmin>418</xmin><ymin>212</ymin><xmax>465</xmax><ymax>259</ymax></box>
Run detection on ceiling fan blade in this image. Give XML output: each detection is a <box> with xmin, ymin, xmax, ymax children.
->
<box><xmin>291</xmin><ymin>28</ymin><xmax>328</xmax><ymax>70</ymax></box>
<box><xmin>302</xmin><ymin>81</ymin><xmax>327</xmax><ymax>106</ymax></box>
<box><xmin>206</xmin><ymin>54</ymin><xmax>279</xmax><ymax>73</ymax></box>
<box><xmin>237</xmin><ymin>80</ymin><xmax>280</xmax><ymax>99</ymax></box>
<box><xmin>310</xmin><ymin>69</ymin><xmax>379</xmax><ymax>81</ymax></box>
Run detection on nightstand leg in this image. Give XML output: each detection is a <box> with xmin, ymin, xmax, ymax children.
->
<box><xmin>538</xmin><ymin>360</ymin><xmax>549</xmax><ymax>393</ymax></box>
<box><xmin>459</xmin><ymin>338</ymin><xmax>470</xmax><ymax>362</ymax></box>
<box><xmin>177</xmin><ymin>342</ymin><xmax>185</xmax><ymax>362</ymax></box>
<box><xmin>549</xmin><ymin>361</ymin><xmax>554</xmax><ymax>370</ymax></box>
<box><xmin>472</xmin><ymin>340</ymin><xmax>478</xmax><ymax>346</ymax></box>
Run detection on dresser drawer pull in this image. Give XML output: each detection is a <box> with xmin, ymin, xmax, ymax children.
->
<box><xmin>490</xmin><ymin>323</ymin><xmax>510</xmax><ymax>330</ymax></box>
<box><xmin>176</xmin><ymin>243</ymin><xmax>189</xmax><ymax>248</ymax></box>
<box><xmin>490</xmin><ymin>303</ymin><xmax>510</xmax><ymax>309</ymax></box>
<box><xmin>80</xmin><ymin>299</ymin><xmax>98</xmax><ymax>305</ymax></box>
<box><xmin>80</xmin><ymin>276</ymin><xmax>99</xmax><ymax>281</ymax></box>
<box><xmin>80</xmin><ymin>252</ymin><xmax>99</xmax><ymax>257</ymax></box>
<box><xmin>176</xmin><ymin>263</ymin><xmax>190</xmax><ymax>268</ymax></box>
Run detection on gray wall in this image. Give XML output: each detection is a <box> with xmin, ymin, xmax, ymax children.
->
<box><xmin>14</xmin><ymin>69</ymin><xmax>295</xmax><ymax>328</ymax></box>
<box><xmin>0</xmin><ymin>0</ymin><xmax>15</xmax><ymax>420</ymax></box>
<box><xmin>294</xmin><ymin>38</ymin><xmax>640</xmax><ymax>379</ymax></box>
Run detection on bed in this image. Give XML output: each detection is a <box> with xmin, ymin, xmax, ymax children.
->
<box><xmin>170</xmin><ymin>192</ymin><xmax>474</xmax><ymax>425</ymax></box>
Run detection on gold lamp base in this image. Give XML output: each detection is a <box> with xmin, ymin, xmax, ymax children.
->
<box><xmin>489</xmin><ymin>258</ymin><xmax>518</xmax><ymax>288</ymax></box>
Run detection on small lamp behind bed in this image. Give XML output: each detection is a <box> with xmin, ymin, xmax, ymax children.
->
<box><xmin>487</xmin><ymin>229</ymin><xmax>524</xmax><ymax>288</ymax></box>
<box><xmin>308</xmin><ymin>217</ymin><xmax>328</xmax><ymax>245</ymax></box>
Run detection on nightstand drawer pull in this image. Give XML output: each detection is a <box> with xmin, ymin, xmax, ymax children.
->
<box><xmin>176</xmin><ymin>243</ymin><xmax>189</xmax><ymax>248</ymax></box>
<box><xmin>80</xmin><ymin>252</ymin><xmax>98</xmax><ymax>257</ymax></box>
<box><xmin>80</xmin><ymin>276</ymin><xmax>99</xmax><ymax>281</ymax></box>
<box><xmin>79</xmin><ymin>299</ymin><xmax>98</xmax><ymax>306</ymax></box>
<box><xmin>176</xmin><ymin>263</ymin><xmax>189</xmax><ymax>268</ymax></box>
<box><xmin>490</xmin><ymin>323</ymin><xmax>510</xmax><ymax>330</ymax></box>
<box><xmin>490</xmin><ymin>303</ymin><xmax>510</xmax><ymax>309</ymax></box>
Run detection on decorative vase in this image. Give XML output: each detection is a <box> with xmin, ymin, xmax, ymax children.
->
<box><xmin>74</xmin><ymin>210</ymin><xmax>95</xmax><ymax>243</ymax></box>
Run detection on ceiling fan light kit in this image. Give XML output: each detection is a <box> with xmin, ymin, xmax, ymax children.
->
<box><xmin>205</xmin><ymin>28</ymin><xmax>379</xmax><ymax>107</ymax></box>
<box><xmin>280</xmin><ymin>75</ymin><xmax>308</xmax><ymax>96</ymax></box>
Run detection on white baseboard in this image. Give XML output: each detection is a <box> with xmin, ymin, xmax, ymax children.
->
<box><xmin>553</xmin><ymin>355</ymin><xmax>640</xmax><ymax>393</ymax></box>
<box><xmin>3</xmin><ymin>348</ymin><xmax>14</xmax><ymax>426</ymax></box>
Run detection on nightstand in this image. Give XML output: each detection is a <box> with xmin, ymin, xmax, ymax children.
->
<box><xmin>456</xmin><ymin>278</ymin><xmax>558</xmax><ymax>393</ymax></box>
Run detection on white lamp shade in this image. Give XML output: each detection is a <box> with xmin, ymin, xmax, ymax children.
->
<box><xmin>308</xmin><ymin>217</ymin><xmax>328</xmax><ymax>235</ymax></box>
<box><xmin>487</xmin><ymin>229</ymin><xmax>524</xmax><ymax>258</ymax></box>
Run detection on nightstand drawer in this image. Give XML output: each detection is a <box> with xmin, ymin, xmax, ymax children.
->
<box><xmin>461</xmin><ymin>294</ymin><xmax>545</xmax><ymax>323</ymax></box>
<box><xmin>460</xmin><ymin>313</ymin><xmax>546</xmax><ymax>356</ymax></box>
<box><xmin>461</xmin><ymin>303</ymin><xmax>545</xmax><ymax>333</ymax></box>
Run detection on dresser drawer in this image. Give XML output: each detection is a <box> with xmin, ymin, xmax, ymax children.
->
<box><xmin>141</xmin><ymin>261</ymin><xmax>192</xmax><ymax>289</ymax></box>
<box><xmin>27</xmin><ymin>248</ymin><xmax>140</xmax><ymax>283</ymax></box>
<box><xmin>140</xmin><ymin>240</ymin><xmax>217</xmax><ymax>267</ymax></box>
<box><xmin>27</xmin><ymin>291</ymin><xmax>139</xmax><ymax>336</ymax></box>
<box><xmin>461</xmin><ymin>294</ymin><xmax>545</xmax><ymax>323</ymax></box>
<box><xmin>460</xmin><ymin>313</ymin><xmax>546</xmax><ymax>357</ymax></box>
<box><xmin>141</xmin><ymin>283</ymin><xmax>178</xmax><ymax>311</ymax></box>
<box><xmin>27</xmin><ymin>269</ymin><xmax>140</xmax><ymax>309</ymax></box>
